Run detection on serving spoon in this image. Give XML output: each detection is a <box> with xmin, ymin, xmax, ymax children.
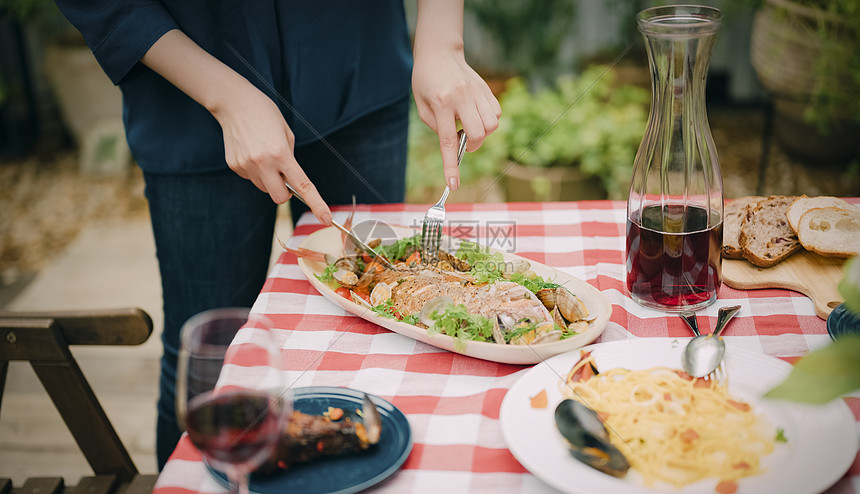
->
<box><xmin>681</xmin><ymin>305</ymin><xmax>741</xmax><ymax>378</ymax></box>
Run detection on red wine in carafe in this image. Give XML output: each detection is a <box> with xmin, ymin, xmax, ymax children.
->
<box><xmin>626</xmin><ymin>204</ymin><xmax>722</xmax><ymax>310</ymax></box>
<box><xmin>185</xmin><ymin>390</ymin><xmax>281</xmax><ymax>471</ymax></box>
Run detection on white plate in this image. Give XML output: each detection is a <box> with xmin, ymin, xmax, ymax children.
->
<box><xmin>500</xmin><ymin>339</ymin><xmax>858</xmax><ymax>494</ymax></box>
<box><xmin>296</xmin><ymin>225</ymin><xmax>612</xmax><ymax>364</ymax></box>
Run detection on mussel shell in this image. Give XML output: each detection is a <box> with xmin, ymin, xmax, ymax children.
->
<box><xmin>554</xmin><ymin>399</ymin><xmax>630</xmax><ymax>478</ymax></box>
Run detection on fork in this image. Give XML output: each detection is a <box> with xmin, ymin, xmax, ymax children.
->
<box><xmin>421</xmin><ymin>129</ymin><xmax>468</xmax><ymax>262</ymax></box>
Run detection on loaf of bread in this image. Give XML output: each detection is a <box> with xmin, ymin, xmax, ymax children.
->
<box><xmin>722</xmin><ymin>196</ymin><xmax>764</xmax><ymax>259</ymax></box>
<box><xmin>787</xmin><ymin>196</ymin><xmax>857</xmax><ymax>234</ymax></box>
<box><xmin>795</xmin><ymin>207</ymin><xmax>860</xmax><ymax>258</ymax></box>
<box><xmin>738</xmin><ymin>195</ymin><xmax>801</xmax><ymax>267</ymax></box>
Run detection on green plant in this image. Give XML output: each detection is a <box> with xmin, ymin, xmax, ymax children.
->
<box><xmin>803</xmin><ymin>0</ymin><xmax>860</xmax><ymax>130</ymax></box>
<box><xmin>483</xmin><ymin>65</ymin><xmax>649</xmax><ymax>199</ymax></box>
<box><xmin>465</xmin><ymin>0</ymin><xmax>577</xmax><ymax>87</ymax></box>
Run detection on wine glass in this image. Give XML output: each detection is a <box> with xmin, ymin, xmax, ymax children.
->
<box><xmin>176</xmin><ymin>307</ymin><xmax>289</xmax><ymax>494</ymax></box>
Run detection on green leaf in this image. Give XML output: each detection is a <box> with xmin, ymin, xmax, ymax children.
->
<box><xmin>508</xmin><ymin>272</ymin><xmax>561</xmax><ymax>294</ymax></box>
<box><xmin>376</xmin><ymin>235</ymin><xmax>422</xmax><ymax>262</ymax></box>
<box><xmin>838</xmin><ymin>257</ymin><xmax>860</xmax><ymax>314</ymax></box>
<box><xmin>457</xmin><ymin>241</ymin><xmax>507</xmax><ymax>284</ymax></box>
<box><xmin>764</xmin><ymin>334</ymin><xmax>860</xmax><ymax>404</ymax></box>
<box><xmin>775</xmin><ymin>428</ymin><xmax>788</xmax><ymax>443</ymax></box>
<box><xmin>428</xmin><ymin>303</ymin><xmax>495</xmax><ymax>351</ymax></box>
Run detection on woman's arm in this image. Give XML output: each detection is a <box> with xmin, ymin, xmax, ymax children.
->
<box><xmin>412</xmin><ymin>0</ymin><xmax>502</xmax><ymax>191</ymax></box>
<box><xmin>140</xmin><ymin>30</ymin><xmax>332</xmax><ymax>224</ymax></box>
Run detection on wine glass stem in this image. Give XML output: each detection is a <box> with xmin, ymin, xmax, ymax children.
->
<box><xmin>229</xmin><ymin>471</ymin><xmax>250</xmax><ymax>494</ymax></box>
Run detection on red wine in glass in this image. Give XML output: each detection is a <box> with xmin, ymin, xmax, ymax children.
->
<box><xmin>177</xmin><ymin>308</ymin><xmax>287</xmax><ymax>494</ymax></box>
<box><xmin>626</xmin><ymin>204</ymin><xmax>722</xmax><ymax>310</ymax></box>
<box><xmin>185</xmin><ymin>389</ymin><xmax>282</xmax><ymax>473</ymax></box>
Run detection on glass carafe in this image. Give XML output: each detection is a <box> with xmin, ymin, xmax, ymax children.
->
<box><xmin>626</xmin><ymin>5</ymin><xmax>724</xmax><ymax>311</ymax></box>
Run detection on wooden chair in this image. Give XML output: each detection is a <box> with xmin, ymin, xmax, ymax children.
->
<box><xmin>0</xmin><ymin>308</ymin><xmax>158</xmax><ymax>494</ymax></box>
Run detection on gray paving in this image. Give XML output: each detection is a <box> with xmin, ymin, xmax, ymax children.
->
<box><xmin>0</xmin><ymin>213</ymin><xmax>293</xmax><ymax>485</ymax></box>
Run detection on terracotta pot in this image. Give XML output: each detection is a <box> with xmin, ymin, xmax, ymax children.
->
<box><xmin>501</xmin><ymin>161</ymin><xmax>607</xmax><ymax>202</ymax></box>
<box><xmin>772</xmin><ymin>98</ymin><xmax>860</xmax><ymax>163</ymax></box>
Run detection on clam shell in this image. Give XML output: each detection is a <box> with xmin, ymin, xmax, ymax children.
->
<box><xmin>361</xmin><ymin>394</ymin><xmax>383</xmax><ymax>444</ymax></box>
<box><xmin>568</xmin><ymin>321</ymin><xmax>589</xmax><ymax>334</ymax></box>
<box><xmin>350</xmin><ymin>290</ymin><xmax>371</xmax><ymax>308</ymax></box>
<box><xmin>502</xmin><ymin>259</ymin><xmax>531</xmax><ymax>276</ymax></box>
<box><xmin>536</xmin><ymin>288</ymin><xmax>557</xmax><ymax>310</ymax></box>
<box><xmin>556</xmin><ymin>288</ymin><xmax>588</xmax><ymax>322</ymax></box>
<box><xmin>419</xmin><ymin>295</ymin><xmax>455</xmax><ymax>328</ymax></box>
<box><xmin>370</xmin><ymin>282</ymin><xmax>392</xmax><ymax>306</ymax></box>
<box><xmin>333</xmin><ymin>269</ymin><xmax>359</xmax><ymax>288</ymax></box>
<box><xmin>492</xmin><ymin>316</ymin><xmax>506</xmax><ymax>344</ymax></box>
<box><xmin>334</xmin><ymin>256</ymin><xmax>358</xmax><ymax>272</ymax></box>
<box><xmin>552</xmin><ymin>306</ymin><xmax>567</xmax><ymax>328</ymax></box>
<box><xmin>532</xmin><ymin>329</ymin><xmax>562</xmax><ymax>344</ymax></box>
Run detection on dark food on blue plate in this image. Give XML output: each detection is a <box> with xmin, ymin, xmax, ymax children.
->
<box><xmin>262</xmin><ymin>394</ymin><xmax>382</xmax><ymax>473</ymax></box>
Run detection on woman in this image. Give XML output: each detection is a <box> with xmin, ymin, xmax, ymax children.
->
<box><xmin>54</xmin><ymin>0</ymin><xmax>500</xmax><ymax>469</ymax></box>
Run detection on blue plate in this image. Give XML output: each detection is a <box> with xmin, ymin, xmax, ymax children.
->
<box><xmin>205</xmin><ymin>386</ymin><xmax>412</xmax><ymax>494</ymax></box>
<box><xmin>827</xmin><ymin>303</ymin><xmax>860</xmax><ymax>340</ymax></box>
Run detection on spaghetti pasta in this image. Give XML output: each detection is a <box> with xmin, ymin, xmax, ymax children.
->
<box><xmin>562</xmin><ymin>352</ymin><xmax>775</xmax><ymax>490</ymax></box>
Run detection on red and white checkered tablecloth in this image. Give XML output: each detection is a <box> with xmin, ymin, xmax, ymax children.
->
<box><xmin>153</xmin><ymin>201</ymin><xmax>860</xmax><ymax>494</ymax></box>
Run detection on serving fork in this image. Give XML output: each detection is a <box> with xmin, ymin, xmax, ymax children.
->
<box><xmin>422</xmin><ymin>130</ymin><xmax>468</xmax><ymax>262</ymax></box>
<box><xmin>283</xmin><ymin>181</ymin><xmax>394</xmax><ymax>269</ymax></box>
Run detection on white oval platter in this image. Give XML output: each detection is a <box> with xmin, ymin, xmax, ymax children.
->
<box><xmin>295</xmin><ymin>225</ymin><xmax>612</xmax><ymax>365</ymax></box>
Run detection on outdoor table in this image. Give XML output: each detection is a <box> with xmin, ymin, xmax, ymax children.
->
<box><xmin>153</xmin><ymin>201</ymin><xmax>860</xmax><ymax>494</ymax></box>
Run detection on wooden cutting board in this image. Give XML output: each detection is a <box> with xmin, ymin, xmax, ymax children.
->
<box><xmin>722</xmin><ymin>251</ymin><xmax>846</xmax><ymax>319</ymax></box>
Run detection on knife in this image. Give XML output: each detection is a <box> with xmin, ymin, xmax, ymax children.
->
<box><xmin>283</xmin><ymin>182</ymin><xmax>395</xmax><ymax>270</ymax></box>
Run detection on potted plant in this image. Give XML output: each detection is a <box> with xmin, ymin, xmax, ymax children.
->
<box><xmin>750</xmin><ymin>0</ymin><xmax>860</xmax><ymax>161</ymax></box>
<box><xmin>473</xmin><ymin>65</ymin><xmax>648</xmax><ymax>202</ymax></box>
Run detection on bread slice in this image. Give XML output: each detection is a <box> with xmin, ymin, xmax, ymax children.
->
<box><xmin>795</xmin><ymin>207</ymin><xmax>860</xmax><ymax>258</ymax></box>
<box><xmin>738</xmin><ymin>195</ymin><xmax>801</xmax><ymax>267</ymax></box>
<box><xmin>722</xmin><ymin>196</ymin><xmax>765</xmax><ymax>259</ymax></box>
<box><xmin>787</xmin><ymin>196</ymin><xmax>858</xmax><ymax>234</ymax></box>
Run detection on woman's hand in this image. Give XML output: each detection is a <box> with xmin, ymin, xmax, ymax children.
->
<box><xmin>141</xmin><ymin>29</ymin><xmax>332</xmax><ymax>224</ymax></box>
<box><xmin>211</xmin><ymin>84</ymin><xmax>330</xmax><ymax>224</ymax></box>
<box><xmin>413</xmin><ymin>0</ymin><xmax>501</xmax><ymax>192</ymax></box>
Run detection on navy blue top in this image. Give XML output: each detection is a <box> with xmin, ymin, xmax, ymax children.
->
<box><xmin>55</xmin><ymin>1</ymin><xmax>413</xmax><ymax>174</ymax></box>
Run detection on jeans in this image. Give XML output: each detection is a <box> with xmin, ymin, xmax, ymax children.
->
<box><xmin>145</xmin><ymin>95</ymin><xmax>409</xmax><ymax>469</ymax></box>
